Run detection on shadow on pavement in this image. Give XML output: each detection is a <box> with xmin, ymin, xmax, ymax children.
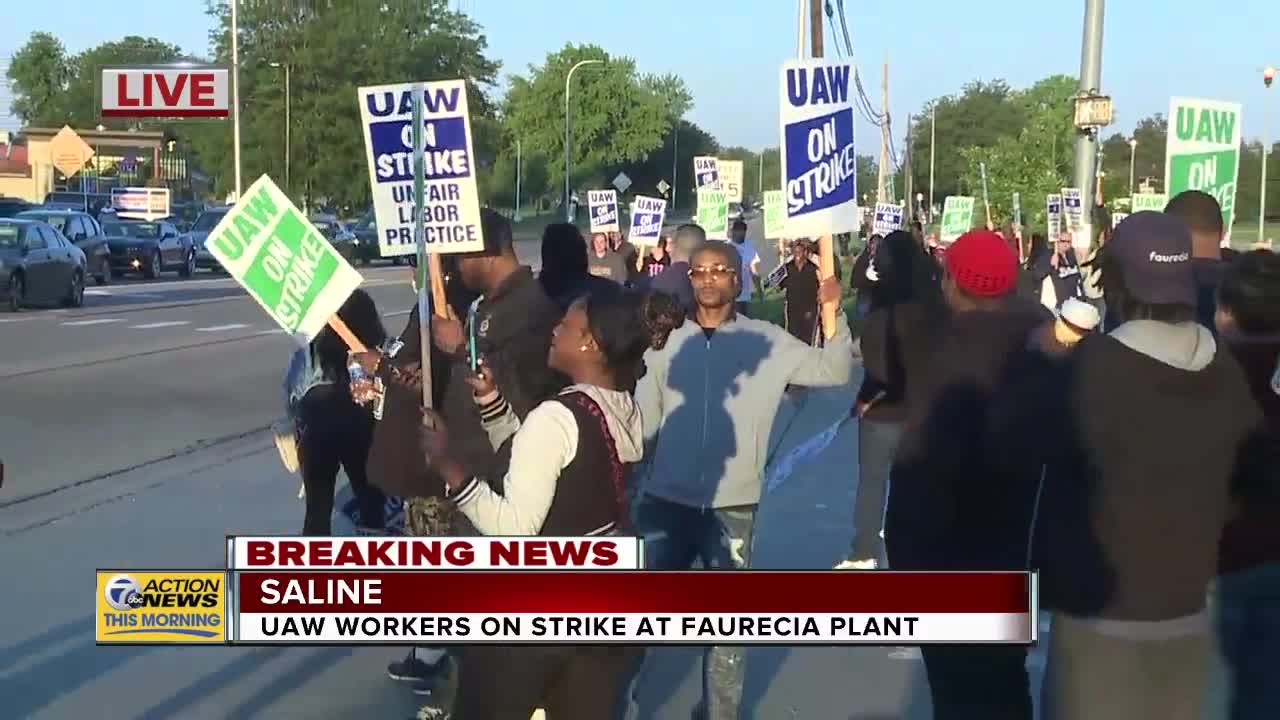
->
<box><xmin>0</xmin><ymin>617</ymin><xmax>94</xmax><ymax>674</ymax></box>
<box><xmin>135</xmin><ymin>648</ymin><xmax>287</xmax><ymax>720</ymax></box>
<box><xmin>222</xmin><ymin>647</ymin><xmax>355</xmax><ymax>718</ymax></box>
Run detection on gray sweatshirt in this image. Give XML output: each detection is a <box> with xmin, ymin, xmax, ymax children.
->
<box><xmin>635</xmin><ymin>312</ymin><xmax>856</xmax><ymax>508</ymax></box>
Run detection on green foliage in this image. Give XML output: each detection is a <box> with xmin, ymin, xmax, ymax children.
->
<box><xmin>504</xmin><ymin>43</ymin><xmax>688</xmax><ymax>197</ymax></box>
<box><xmin>6</xmin><ymin>32</ymin><xmax>71</xmax><ymax>125</ymax></box>
<box><xmin>909</xmin><ymin>79</ymin><xmax>1027</xmax><ymax>201</ymax></box>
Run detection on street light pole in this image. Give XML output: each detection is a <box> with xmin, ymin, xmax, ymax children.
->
<box><xmin>514</xmin><ymin>138</ymin><xmax>522</xmax><ymax>222</ymax></box>
<box><xmin>1073</xmin><ymin>0</ymin><xmax>1106</xmax><ymax>251</ymax></box>
<box><xmin>1261</xmin><ymin>66</ymin><xmax>1275</xmax><ymax>245</ymax></box>
<box><xmin>928</xmin><ymin>106</ymin><xmax>936</xmax><ymax>223</ymax></box>
<box><xmin>270</xmin><ymin>62</ymin><xmax>290</xmax><ymax>194</ymax></box>
<box><xmin>1128</xmin><ymin>137</ymin><xmax>1137</xmax><ymax>196</ymax></box>
<box><xmin>563</xmin><ymin>59</ymin><xmax>603</xmax><ymax>222</ymax></box>
<box><xmin>231</xmin><ymin>0</ymin><xmax>242</xmax><ymax>201</ymax></box>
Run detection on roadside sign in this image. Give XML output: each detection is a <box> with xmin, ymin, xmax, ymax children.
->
<box><xmin>657</xmin><ymin>179</ymin><xmax>671</xmax><ymax>196</ymax></box>
<box><xmin>763</xmin><ymin>190</ymin><xmax>785</xmax><ymax>239</ymax></box>
<box><xmin>120</xmin><ymin>152</ymin><xmax>137</xmax><ymax>174</ymax></box>
<box><xmin>49</xmin><ymin>126</ymin><xmax>94</xmax><ymax>178</ymax></box>
<box><xmin>694</xmin><ymin>156</ymin><xmax>720</xmax><ymax>190</ymax></box>
<box><xmin>779</xmin><ymin>59</ymin><xmax>858</xmax><ymax>238</ymax></box>
<box><xmin>111</xmin><ymin>187</ymin><xmax>171</xmax><ymax>221</ymax></box>
<box><xmin>1165</xmin><ymin>97</ymin><xmax>1242</xmax><ymax>239</ymax></box>
<box><xmin>204</xmin><ymin>174</ymin><xmax>363</xmax><ymax>345</ymax></box>
<box><xmin>612</xmin><ymin>172</ymin><xmax>632</xmax><ymax>194</ymax></box>
<box><xmin>940</xmin><ymin>196</ymin><xmax>975</xmax><ymax>244</ymax></box>
<box><xmin>1131</xmin><ymin>193</ymin><xmax>1167</xmax><ymax>212</ymax></box>
<box><xmin>718</xmin><ymin>160</ymin><xmax>744</xmax><ymax>203</ymax></box>
<box><xmin>1046</xmin><ymin>194</ymin><xmax>1063</xmax><ymax>238</ymax></box>
<box><xmin>628</xmin><ymin>196</ymin><xmax>666</xmax><ymax>246</ymax></box>
<box><xmin>588</xmin><ymin>189</ymin><xmax>619</xmax><ymax>233</ymax></box>
<box><xmin>696</xmin><ymin>188</ymin><xmax>729</xmax><ymax>240</ymax></box>
<box><xmin>872</xmin><ymin>202</ymin><xmax>904</xmax><ymax>236</ymax></box>
<box><xmin>357</xmin><ymin>80</ymin><xmax>483</xmax><ymax>257</ymax></box>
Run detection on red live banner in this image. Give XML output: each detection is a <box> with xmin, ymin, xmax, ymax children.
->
<box><xmin>231</xmin><ymin>571</ymin><xmax>1037</xmax><ymax>645</ymax></box>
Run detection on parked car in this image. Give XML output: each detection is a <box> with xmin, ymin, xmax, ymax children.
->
<box><xmin>309</xmin><ymin>214</ymin><xmax>358</xmax><ymax>262</ymax></box>
<box><xmin>350</xmin><ymin>210</ymin><xmax>408</xmax><ymax>265</ymax></box>
<box><xmin>0</xmin><ymin>197</ymin><xmax>34</xmax><ymax>218</ymax></box>
<box><xmin>186</xmin><ymin>206</ymin><xmax>231</xmax><ymax>271</ymax></box>
<box><xmin>15</xmin><ymin>209</ymin><xmax>112</xmax><ymax>285</ymax></box>
<box><xmin>0</xmin><ymin>218</ymin><xmax>87</xmax><ymax>311</ymax></box>
<box><xmin>101</xmin><ymin>219</ymin><xmax>194</xmax><ymax>279</ymax></box>
<box><xmin>43</xmin><ymin>191</ymin><xmax>114</xmax><ymax>215</ymax></box>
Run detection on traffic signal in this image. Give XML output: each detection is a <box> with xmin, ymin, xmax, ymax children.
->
<box><xmin>1266</xmin><ymin>67</ymin><xmax>1276</xmax><ymax>89</ymax></box>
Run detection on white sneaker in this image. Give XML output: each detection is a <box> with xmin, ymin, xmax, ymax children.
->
<box><xmin>833</xmin><ymin>558</ymin><xmax>879</xmax><ymax>570</ymax></box>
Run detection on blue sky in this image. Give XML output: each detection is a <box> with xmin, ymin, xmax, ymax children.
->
<box><xmin>3</xmin><ymin>0</ymin><xmax>1278</xmax><ymax>150</ymax></box>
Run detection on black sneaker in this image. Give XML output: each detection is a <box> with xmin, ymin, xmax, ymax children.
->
<box><xmin>387</xmin><ymin>650</ymin><xmax>446</xmax><ymax>682</ymax></box>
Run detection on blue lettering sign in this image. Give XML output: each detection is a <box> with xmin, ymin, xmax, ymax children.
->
<box><xmin>783</xmin><ymin>109</ymin><xmax>856</xmax><ymax>215</ymax></box>
<box><xmin>369</xmin><ymin>117</ymin><xmax>471</xmax><ymax>183</ymax></box>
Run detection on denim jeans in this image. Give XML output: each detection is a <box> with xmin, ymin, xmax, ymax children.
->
<box><xmin>1216</xmin><ymin>562</ymin><xmax>1280</xmax><ymax>720</ymax></box>
<box><xmin>618</xmin><ymin>492</ymin><xmax>757</xmax><ymax>720</ymax></box>
<box><xmin>849</xmin><ymin>418</ymin><xmax>902</xmax><ymax>562</ymax></box>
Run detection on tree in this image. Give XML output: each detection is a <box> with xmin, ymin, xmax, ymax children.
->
<box><xmin>908</xmin><ymin>80</ymin><xmax>1026</xmax><ymax>201</ymax></box>
<box><xmin>504</xmin><ymin>44</ymin><xmax>688</xmax><ymax>199</ymax></box>
<box><xmin>194</xmin><ymin>0</ymin><xmax>500</xmax><ymax>207</ymax></box>
<box><xmin>6</xmin><ymin>32</ymin><xmax>70</xmax><ymax>125</ymax></box>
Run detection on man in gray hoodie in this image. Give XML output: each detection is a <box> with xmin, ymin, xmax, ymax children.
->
<box><xmin>625</xmin><ymin>238</ymin><xmax>855</xmax><ymax>720</ymax></box>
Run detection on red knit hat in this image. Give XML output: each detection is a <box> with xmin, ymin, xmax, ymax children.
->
<box><xmin>944</xmin><ymin>230</ymin><xmax>1017</xmax><ymax>297</ymax></box>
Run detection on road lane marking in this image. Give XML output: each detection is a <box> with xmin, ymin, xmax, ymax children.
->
<box><xmin>61</xmin><ymin>318</ymin><xmax>124</xmax><ymax>326</ymax></box>
<box><xmin>130</xmin><ymin>321</ymin><xmax>191</xmax><ymax>329</ymax></box>
<box><xmin>384</xmin><ymin>309</ymin><xmax>412</xmax><ymax>317</ymax></box>
<box><xmin>195</xmin><ymin>323</ymin><xmax>251</xmax><ymax>332</ymax></box>
<box><xmin>253</xmin><ymin>329</ymin><xmax>283</xmax><ymax>335</ymax></box>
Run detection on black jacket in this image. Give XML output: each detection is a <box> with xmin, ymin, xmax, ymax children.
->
<box><xmin>988</xmin><ymin>332</ymin><xmax>1262</xmax><ymax>620</ymax></box>
<box><xmin>883</xmin><ymin>299</ymin><xmax>1050</xmax><ymax>572</ymax></box>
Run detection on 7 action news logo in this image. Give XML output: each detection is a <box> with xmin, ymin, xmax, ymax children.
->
<box><xmin>96</xmin><ymin>571</ymin><xmax>227</xmax><ymax>644</ymax></box>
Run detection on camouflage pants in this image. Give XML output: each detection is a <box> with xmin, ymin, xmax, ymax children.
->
<box><xmin>405</xmin><ymin>496</ymin><xmax>457</xmax><ymax>537</ymax></box>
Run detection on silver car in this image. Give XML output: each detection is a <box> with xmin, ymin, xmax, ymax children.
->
<box><xmin>186</xmin><ymin>207</ymin><xmax>231</xmax><ymax>271</ymax></box>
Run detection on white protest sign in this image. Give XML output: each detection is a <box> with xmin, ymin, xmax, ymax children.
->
<box><xmin>872</xmin><ymin>203</ymin><xmax>904</xmax><ymax>236</ymax></box>
<box><xmin>1112</xmin><ymin>212</ymin><xmax>1129</xmax><ymax>228</ymax></box>
<box><xmin>588</xmin><ymin>190</ymin><xmax>619</xmax><ymax>233</ymax></box>
<box><xmin>628</xmin><ymin>196</ymin><xmax>666</xmax><ymax>246</ymax></box>
<box><xmin>779</xmin><ymin>59</ymin><xmax>858</xmax><ymax>238</ymax></box>
<box><xmin>718</xmin><ymin>160</ymin><xmax>744</xmax><ymax>202</ymax></box>
<box><xmin>357</xmin><ymin>80</ymin><xmax>483</xmax><ymax>257</ymax></box>
<box><xmin>1062</xmin><ymin>187</ymin><xmax>1084</xmax><ymax>233</ymax></box>
<box><xmin>694</xmin><ymin>156</ymin><xmax>720</xmax><ymax>190</ymax></box>
<box><xmin>1046</xmin><ymin>194</ymin><xmax>1063</xmax><ymax>238</ymax></box>
<box><xmin>204</xmin><ymin>174</ymin><xmax>363</xmax><ymax>346</ymax></box>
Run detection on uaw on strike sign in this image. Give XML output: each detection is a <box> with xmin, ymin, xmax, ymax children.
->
<box><xmin>779</xmin><ymin>60</ymin><xmax>858</xmax><ymax>238</ymax></box>
<box><xmin>588</xmin><ymin>190</ymin><xmax>619</xmax><ymax>233</ymax></box>
<box><xmin>358</xmin><ymin>80</ymin><xmax>483</xmax><ymax>257</ymax></box>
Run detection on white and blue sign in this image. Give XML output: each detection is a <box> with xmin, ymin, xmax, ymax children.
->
<box><xmin>357</xmin><ymin>80</ymin><xmax>483</xmax><ymax>256</ymax></box>
<box><xmin>779</xmin><ymin>59</ymin><xmax>858</xmax><ymax>238</ymax></box>
<box><xmin>1061</xmin><ymin>187</ymin><xmax>1083</xmax><ymax>231</ymax></box>
<box><xmin>694</xmin><ymin>156</ymin><xmax>720</xmax><ymax>190</ymax></box>
<box><xmin>872</xmin><ymin>202</ymin><xmax>904</xmax><ymax>236</ymax></box>
<box><xmin>588</xmin><ymin>189</ymin><xmax>619</xmax><ymax>233</ymax></box>
<box><xmin>628</xmin><ymin>195</ymin><xmax>666</xmax><ymax>246</ymax></box>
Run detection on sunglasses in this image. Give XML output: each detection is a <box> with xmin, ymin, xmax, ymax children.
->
<box><xmin>688</xmin><ymin>264</ymin><xmax>737</xmax><ymax>281</ymax></box>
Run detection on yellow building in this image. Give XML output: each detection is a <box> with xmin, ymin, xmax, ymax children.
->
<box><xmin>0</xmin><ymin>127</ymin><xmax>196</xmax><ymax>203</ymax></box>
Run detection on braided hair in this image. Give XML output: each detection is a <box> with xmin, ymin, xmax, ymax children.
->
<box><xmin>582</xmin><ymin>287</ymin><xmax>686</xmax><ymax>392</ymax></box>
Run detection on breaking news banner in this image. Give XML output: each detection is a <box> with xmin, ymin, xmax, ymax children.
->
<box><xmin>779</xmin><ymin>58</ymin><xmax>858</xmax><ymax>239</ymax></box>
<box><xmin>233</xmin><ymin>571</ymin><xmax>1036</xmax><ymax>645</ymax></box>
<box><xmin>227</xmin><ymin>536</ymin><xmax>644</xmax><ymax>570</ymax></box>
<box><xmin>693</xmin><ymin>156</ymin><xmax>720</xmax><ymax>190</ymax></box>
<box><xmin>96</xmin><ymin>571</ymin><xmax>227</xmax><ymax>645</ymax></box>
<box><xmin>628</xmin><ymin>196</ymin><xmax>666</xmax><ymax>246</ymax></box>
<box><xmin>588</xmin><ymin>189</ymin><xmax>620</xmax><ymax>233</ymax></box>
<box><xmin>357</xmin><ymin>79</ymin><xmax>483</xmax><ymax>257</ymax></box>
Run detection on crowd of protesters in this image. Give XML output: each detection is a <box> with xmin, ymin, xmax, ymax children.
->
<box><xmin>280</xmin><ymin>192</ymin><xmax>1276</xmax><ymax>720</ymax></box>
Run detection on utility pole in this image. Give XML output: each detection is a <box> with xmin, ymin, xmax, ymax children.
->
<box><xmin>877</xmin><ymin>55</ymin><xmax>889</xmax><ymax>203</ymax></box>
<box><xmin>1073</xmin><ymin>0</ymin><xmax>1105</xmax><ymax>250</ymax></box>
<box><xmin>929</xmin><ymin>106</ymin><xmax>936</xmax><ymax>223</ymax></box>
<box><xmin>808</xmin><ymin>0</ymin><xmax>836</xmax><ymax>340</ymax></box>
<box><xmin>903</xmin><ymin>112</ymin><xmax>912</xmax><ymax>216</ymax></box>
<box><xmin>514</xmin><ymin>138</ymin><xmax>522</xmax><ymax>222</ymax></box>
<box><xmin>230</xmin><ymin>0</ymin><xmax>241</xmax><ymax>201</ymax></box>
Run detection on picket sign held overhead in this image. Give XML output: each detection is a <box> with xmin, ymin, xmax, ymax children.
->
<box><xmin>628</xmin><ymin>196</ymin><xmax>667</xmax><ymax>246</ymax></box>
<box><xmin>204</xmin><ymin>175</ymin><xmax>364</xmax><ymax>349</ymax></box>
<box><xmin>778</xmin><ymin>59</ymin><xmax>858</xmax><ymax>240</ymax></box>
<box><xmin>872</xmin><ymin>203</ymin><xmax>904</xmax><ymax>236</ymax></box>
<box><xmin>588</xmin><ymin>190</ymin><xmax>620</xmax><ymax>233</ymax></box>
<box><xmin>694</xmin><ymin>156</ymin><xmax>720</xmax><ymax>190</ymax></box>
<box><xmin>1131</xmin><ymin>193</ymin><xmax>1167</xmax><ymax>212</ymax></box>
<box><xmin>357</xmin><ymin>80</ymin><xmax>484</xmax><ymax>258</ymax></box>
<box><xmin>1062</xmin><ymin>187</ymin><xmax>1086</xmax><ymax>249</ymax></box>
<box><xmin>696</xmin><ymin>188</ymin><xmax>729</xmax><ymax>240</ymax></box>
<box><xmin>1112</xmin><ymin>212</ymin><xmax>1129</xmax><ymax>228</ymax></box>
<box><xmin>718</xmin><ymin>160</ymin><xmax>744</xmax><ymax>203</ymax></box>
<box><xmin>763</xmin><ymin>190</ymin><xmax>786</xmax><ymax>239</ymax></box>
<box><xmin>979</xmin><ymin>163</ymin><xmax>992</xmax><ymax>227</ymax></box>
<box><xmin>1046</xmin><ymin>194</ymin><xmax>1063</xmax><ymax>238</ymax></box>
<box><xmin>1165</xmin><ymin>97</ymin><xmax>1242</xmax><ymax>245</ymax></box>
<box><xmin>939</xmin><ymin>196</ymin><xmax>975</xmax><ymax>244</ymax></box>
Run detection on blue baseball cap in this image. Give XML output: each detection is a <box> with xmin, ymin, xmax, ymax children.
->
<box><xmin>1108</xmin><ymin>211</ymin><xmax>1196</xmax><ymax>307</ymax></box>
